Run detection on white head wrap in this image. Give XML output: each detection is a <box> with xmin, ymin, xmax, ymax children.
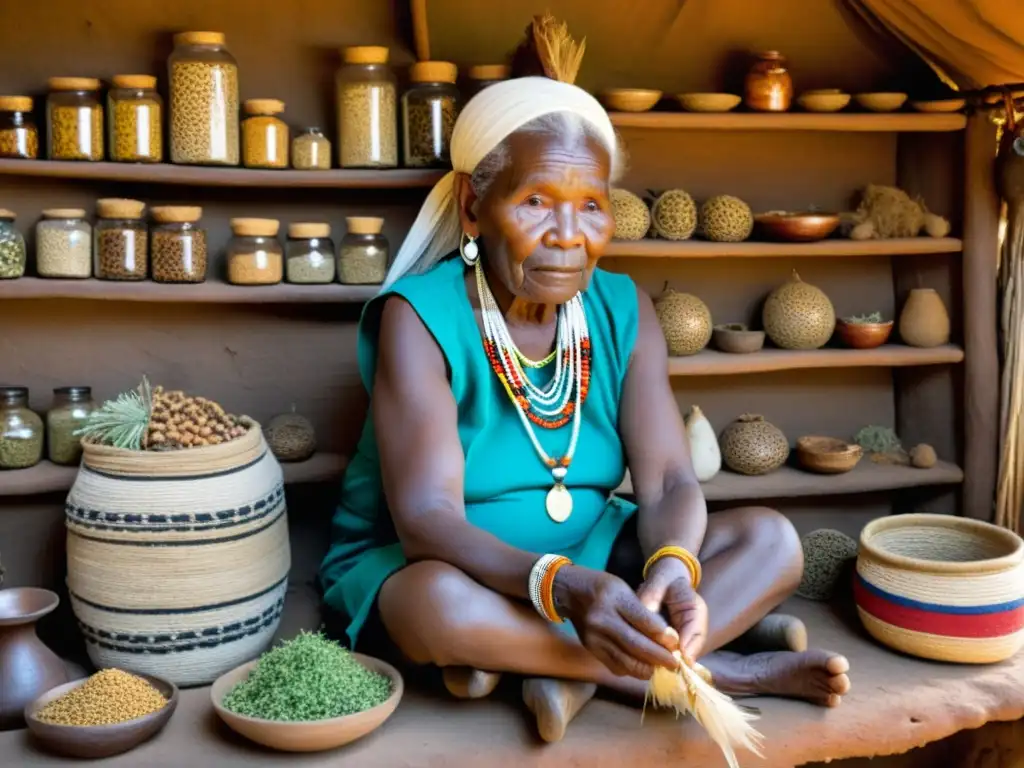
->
<box><xmin>381</xmin><ymin>76</ymin><xmax>618</xmax><ymax>290</ymax></box>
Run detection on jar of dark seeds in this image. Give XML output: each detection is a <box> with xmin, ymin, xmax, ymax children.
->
<box><xmin>94</xmin><ymin>198</ymin><xmax>147</xmax><ymax>280</ymax></box>
<box><xmin>335</xmin><ymin>46</ymin><xmax>397</xmax><ymax>168</ymax></box>
<box><xmin>291</xmin><ymin>127</ymin><xmax>330</xmax><ymax>170</ymax></box>
<box><xmin>47</xmin><ymin>77</ymin><xmax>104</xmax><ymax>161</ymax></box>
<box><xmin>36</xmin><ymin>208</ymin><xmax>91</xmax><ymax>278</ymax></box>
<box><xmin>0</xmin><ymin>209</ymin><xmax>26</xmax><ymax>279</ymax></box>
<box><xmin>150</xmin><ymin>205</ymin><xmax>207</xmax><ymax>283</ymax></box>
<box><xmin>402</xmin><ymin>61</ymin><xmax>460</xmax><ymax>168</ymax></box>
<box><xmin>227</xmin><ymin>218</ymin><xmax>283</xmax><ymax>285</ymax></box>
<box><xmin>0</xmin><ymin>386</ymin><xmax>44</xmax><ymax>470</ymax></box>
<box><xmin>338</xmin><ymin>216</ymin><xmax>388</xmax><ymax>284</ymax></box>
<box><xmin>466</xmin><ymin>64</ymin><xmax>510</xmax><ymax>96</ymax></box>
<box><xmin>286</xmin><ymin>222</ymin><xmax>335</xmax><ymax>284</ymax></box>
<box><xmin>47</xmin><ymin>386</ymin><xmax>95</xmax><ymax>466</ymax></box>
<box><xmin>0</xmin><ymin>96</ymin><xmax>39</xmax><ymax>159</ymax></box>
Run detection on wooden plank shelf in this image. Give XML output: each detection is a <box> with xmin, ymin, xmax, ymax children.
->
<box><xmin>609</xmin><ymin>111</ymin><xmax>967</xmax><ymax>132</ymax></box>
<box><xmin>668</xmin><ymin>344</ymin><xmax>964</xmax><ymax>376</ymax></box>
<box><xmin>604</xmin><ymin>237</ymin><xmax>963</xmax><ymax>259</ymax></box>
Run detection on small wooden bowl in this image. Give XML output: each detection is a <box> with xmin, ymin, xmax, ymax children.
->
<box><xmin>754</xmin><ymin>211</ymin><xmax>841</xmax><ymax>242</ymax></box>
<box><xmin>25</xmin><ymin>673</ymin><xmax>178</xmax><ymax>759</ymax></box>
<box><xmin>601</xmin><ymin>88</ymin><xmax>662</xmax><ymax>113</ymax></box>
<box><xmin>797</xmin><ymin>90</ymin><xmax>851</xmax><ymax>113</ymax></box>
<box><xmin>854</xmin><ymin>92</ymin><xmax>908</xmax><ymax>112</ymax></box>
<box><xmin>713</xmin><ymin>323</ymin><xmax>765</xmax><ymax>354</ymax></box>
<box><xmin>910</xmin><ymin>98</ymin><xmax>966</xmax><ymax>113</ymax></box>
<box><xmin>676</xmin><ymin>93</ymin><xmax>742</xmax><ymax>113</ymax></box>
<box><xmin>796</xmin><ymin>436</ymin><xmax>863</xmax><ymax>475</ymax></box>
<box><xmin>835</xmin><ymin>318</ymin><xmax>893</xmax><ymax>349</ymax></box>
<box><xmin>211</xmin><ymin>653</ymin><xmax>404</xmax><ymax>752</ymax></box>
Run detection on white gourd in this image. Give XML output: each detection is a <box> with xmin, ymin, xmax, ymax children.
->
<box><xmin>684</xmin><ymin>405</ymin><xmax>721</xmax><ymax>482</ymax></box>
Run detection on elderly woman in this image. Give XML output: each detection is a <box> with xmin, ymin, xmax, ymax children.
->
<box><xmin>319</xmin><ymin>75</ymin><xmax>850</xmax><ymax>742</ymax></box>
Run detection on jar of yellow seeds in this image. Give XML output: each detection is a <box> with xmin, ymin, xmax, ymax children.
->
<box><xmin>335</xmin><ymin>46</ymin><xmax>397</xmax><ymax>168</ymax></box>
<box><xmin>291</xmin><ymin>127</ymin><xmax>330</xmax><ymax>170</ymax></box>
<box><xmin>108</xmin><ymin>74</ymin><xmax>163</xmax><ymax>163</ymax></box>
<box><xmin>46</xmin><ymin>77</ymin><xmax>104</xmax><ymax>161</ymax></box>
<box><xmin>0</xmin><ymin>96</ymin><xmax>39</xmax><ymax>159</ymax></box>
<box><xmin>227</xmin><ymin>218</ymin><xmax>282</xmax><ymax>285</ymax></box>
<box><xmin>242</xmin><ymin>99</ymin><xmax>289</xmax><ymax>169</ymax></box>
<box><xmin>168</xmin><ymin>31</ymin><xmax>239</xmax><ymax>166</ymax></box>
<box><xmin>402</xmin><ymin>62</ymin><xmax>460</xmax><ymax>168</ymax></box>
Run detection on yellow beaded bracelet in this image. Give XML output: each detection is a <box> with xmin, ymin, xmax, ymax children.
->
<box><xmin>642</xmin><ymin>545</ymin><xmax>702</xmax><ymax>590</ymax></box>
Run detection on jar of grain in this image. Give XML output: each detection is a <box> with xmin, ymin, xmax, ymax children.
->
<box><xmin>151</xmin><ymin>206</ymin><xmax>207</xmax><ymax>283</ymax></box>
<box><xmin>335</xmin><ymin>46</ymin><xmax>397</xmax><ymax>168</ymax></box>
<box><xmin>466</xmin><ymin>64</ymin><xmax>510</xmax><ymax>96</ymax></box>
<box><xmin>94</xmin><ymin>198</ymin><xmax>148</xmax><ymax>281</ymax></box>
<box><xmin>0</xmin><ymin>387</ymin><xmax>43</xmax><ymax>470</ymax></box>
<box><xmin>0</xmin><ymin>210</ymin><xmax>26</xmax><ymax>279</ymax></box>
<box><xmin>286</xmin><ymin>222</ymin><xmax>335</xmax><ymax>284</ymax></box>
<box><xmin>168</xmin><ymin>31</ymin><xmax>240</xmax><ymax>166</ymax></box>
<box><xmin>0</xmin><ymin>96</ymin><xmax>39</xmax><ymax>159</ymax></box>
<box><xmin>47</xmin><ymin>386</ymin><xmax>95</xmax><ymax>466</ymax></box>
<box><xmin>402</xmin><ymin>62</ymin><xmax>460</xmax><ymax>168</ymax></box>
<box><xmin>46</xmin><ymin>77</ymin><xmax>104</xmax><ymax>161</ymax></box>
<box><xmin>108</xmin><ymin>74</ymin><xmax>163</xmax><ymax>163</ymax></box>
<box><xmin>242</xmin><ymin>99</ymin><xmax>289</xmax><ymax>169</ymax></box>
<box><xmin>227</xmin><ymin>218</ymin><xmax>282</xmax><ymax>285</ymax></box>
<box><xmin>292</xmin><ymin>127</ymin><xmax>330</xmax><ymax>170</ymax></box>
<box><xmin>36</xmin><ymin>208</ymin><xmax>91</xmax><ymax>278</ymax></box>
<box><xmin>339</xmin><ymin>216</ymin><xmax>388</xmax><ymax>284</ymax></box>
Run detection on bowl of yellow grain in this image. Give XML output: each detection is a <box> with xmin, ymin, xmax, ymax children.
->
<box><xmin>25</xmin><ymin>668</ymin><xmax>178</xmax><ymax>759</ymax></box>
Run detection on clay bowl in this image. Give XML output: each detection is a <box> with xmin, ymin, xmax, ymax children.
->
<box><xmin>796</xmin><ymin>436</ymin><xmax>863</xmax><ymax>475</ymax></box>
<box><xmin>754</xmin><ymin>211</ymin><xmax>841</xmax><ymax>242</ymax></box>
<box><xmin>601</xmin><ymin>88</ymin><xmax>662</xmax><ymax>113</ymax></box>
<box><xmin>676</xmin><ymin>93</ymin><xmax>742</xmax><ymax>113</ymax></box>
<box><xmin>910</xmin><ymin>98</ymin><xmax>966</xmax><ymax>113</ymax></box>
<box><xmin>797</xmin><ymin>89</ymin><xmax>851</xmax><ymax>113</ymax></box>
<box><xmin>24</xmin><ymin>673</ymin><xmax>178</xmax><ymax>759</ymax></box>
<box><xmin>211</xmin><ymin>653</ymin><xmax>404</xmax><ymax>752</ymax></box>
<box><xmin>835</xmin><ymin>318</ymin><xmax>894</xmax><ymax>349</ymax></box>
<box><xmin>854</xmin><ymin>92</ymin><xmax>908</xmax><ymax>112</ymax></box>
<box><xmin>713</xmin><ymin>323</ymin><xmax>765</xmax><ymax>354</ymax></box>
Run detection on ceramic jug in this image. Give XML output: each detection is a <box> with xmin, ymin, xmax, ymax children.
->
<box><xmin>744</xmin><ymin>51</ymin><xmax>793</xmax><ymax>112</ymax></box>
<box><xmin>898</xmin><ymin>288</ymin><xmax>950</xmax><ymax>348</ymax></box>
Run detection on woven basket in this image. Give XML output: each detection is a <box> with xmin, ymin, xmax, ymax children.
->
<box><xmin>65</xmin><ymin>419</ymin><xmax>290</xmax><ymax>686</ymax></box>
<box><xmin>855</xmin><ymin>514</ymin><xmax>1024</xmax><ymax>664</ymax></box>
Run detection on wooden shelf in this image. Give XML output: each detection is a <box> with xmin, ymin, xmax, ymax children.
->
<box><xmin>615</xmin><ymin>460</ymin><xmax>963</xmax><ymax>501</ymax></box>
<box><xmin>609</xmin><ymin>111</ymin><xmax>967</xmax><ymax>132</ymax></box>
<box><xmin>604</xmin><ymin>237</ymin><xmax>963</xmax><ymax>259</ymax></box>
<box><xmin>668</xmin><ymin>344</ymin><xmax>964</xmax><ymax>376</ymax></box>
<box><xmin>0</xmin><ymin>159</ymin><xmax>444</xmax><ymax>189</ymax></box>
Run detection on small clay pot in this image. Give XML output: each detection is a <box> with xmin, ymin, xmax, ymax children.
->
<box><xmin>0</xmin><ymin>587</ymin><xmax>67</xmax><ymax>730</ymax></box>
<box><xmin>899</xmin><ymin>288</ymin><xmax>950</xmax><ymax>348</ymax></box>
<box><xmin>713</xmin><ymin>323</ymin><xmax>765</xmax><ymax>354</ymax></box>
<box><xmin>835</xmin><ymin>318</ymin><xmax>894</xmax><ymax>349</ymax></box>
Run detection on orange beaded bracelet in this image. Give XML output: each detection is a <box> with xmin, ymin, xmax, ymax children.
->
<box><xmin>540</xmin><ymin>555</ymin><xmax>571</xmax><ymax>623</ymax></box>
<box><xmin>642</xmin><ymin>545</ymin><xmax>702</xmax><ymax>590</ymax></box>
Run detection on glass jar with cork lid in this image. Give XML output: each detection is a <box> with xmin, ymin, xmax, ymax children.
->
<box><xmin>286</xmin><ymin>222</ymin><xmax>335</xmax><ymax>284</ymax></box>
<box><xmin>338</xmin><ymin>216</ymin><xmax>388</xmax><ymax>284</ymax></box>
<box><xmin>242</xmin><ymin>99</ymin><xmax>289</xmax><ymax>169</ymax></box>
<box><xmin>0</xmin><ymin>210</ymin><xmax>26</xmax><ymax>280</ymax></box>
<box><xmin>94</xmin><ymin>198</ymin><xmax>148</xmax><ymax>281</ymax></box>
<box><xmin>335</xmin><ymin>46</ymin><xmax>398</xmax><ymax>168</ymax></box>
<box><xmin>36</xmin><ymin>209</ymin><xmax>91</xmax><ymax>278</ymax></box>
<box><xmin>46</xmin><ymin>77</ymin><xmax>104</xmax><ymax>161</ymax></box>
<box><xmin>108</xmin><ymin>74</ymin><xmax>163</xmax><ymax>163</ymax></box>
<box><xmin>466</xmin><ymin>64</ymin><xmax>510</xmax><ymax>96</ymax></box>
<box><xmin>151</xmin><ymin>206</ymin><xmax>207</xmax><ymax>283</ymax></box>
<box><xmin>0</xmin><ymin>96</ymin><xmax>39</xmax><ymax>159</ymax></box>
<box><xmin>47</xmin><ymin>386</ymin><xmax>95</xmax><ymax>466</ymax></box>
<box><xmin>402</xmin><ymin>62</ymin><xmax>460</xmax><ymax>168</ymax></box>
<box><xmin>227</xmin><ymin>218</ymin><xmax>283</xmax><ymax>285</ymax></box>
<box><xmin>292</xmin><ymin>127</ymin><xmax>331</xmax><ymax>170</ymax></box>
<box><xmin>0</xmin><ymin>386</ymin><xmax>44</xmax><ymax>470</ymax></box>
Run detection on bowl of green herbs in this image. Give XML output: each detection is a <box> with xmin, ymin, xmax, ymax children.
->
<box><xmin>211</xmin><ymin>631</ymin><xmax>402</xmax><ymax>752</ymax></box>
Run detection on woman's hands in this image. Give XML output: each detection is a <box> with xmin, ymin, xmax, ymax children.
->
<box><xmin>635</xmin><ymin>557</ymin><xmax>708</xmax><ymax>663</ymax></box>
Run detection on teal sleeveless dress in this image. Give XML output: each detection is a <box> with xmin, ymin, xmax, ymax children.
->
<box><xmin>319</xmin><ymin>254</ymin><xmax>640</xmax><ymax>648</ymax></box>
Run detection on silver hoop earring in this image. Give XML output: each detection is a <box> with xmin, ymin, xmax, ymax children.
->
<box><xmin>460</xmin><ymin>232</ymin><xmax>479</xmax><ymax>266</ymax></box>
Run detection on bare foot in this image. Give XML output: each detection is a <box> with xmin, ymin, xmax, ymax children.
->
<box><xmin>442</xmin><ymin>667</ymin><xmax>502</xmax><ymax>699</ymax></box>
<box><xmin>727</xmin><ymin>613</ymin><xmax>808</xmax><ymax>654</ymax></box>
<box><xmin>703</xmin><ymin>649</ymin><xmax>850</xmax><ymax>707</ymax></box>
<box><xmin>522</xmin><ymin>678</ymin><xmax>597</xmax><ymax>743</ymax></box>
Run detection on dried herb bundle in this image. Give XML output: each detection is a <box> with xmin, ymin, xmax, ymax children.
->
<box><xmin>509</xmin><ymin>12</ymin><xmax>586</xmax><ymax>84</ymax></box>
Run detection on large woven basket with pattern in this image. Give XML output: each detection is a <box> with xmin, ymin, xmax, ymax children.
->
<box><xmin>65</xmin><ymin>419</ymin><xmax>290</xmax><ymax>686</ymax></box>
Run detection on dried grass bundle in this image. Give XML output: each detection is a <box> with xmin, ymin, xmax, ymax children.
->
<box><xmin>855</xmin><ymin>184</ymin><xmax>925</xmax><ymax>239</ymax></box>
<box><xmin>529</xmin><ymin>13</ymin><xmax>586</xmax><ymax>85</ymax></box>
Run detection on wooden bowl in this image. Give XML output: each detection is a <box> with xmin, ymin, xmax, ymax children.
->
<box><xmin>797</xmin><ymin>90</ymin><xmax>851</xmax><ymax>113</ymax></box>
<box><xmin>795</xmin><ymin>436</ymin><xmax>863</xmax><ymax>475</ymax></box>
<box><xmin>713</xmin><ymin>323</ymin><xmax>765</xmax><ymax>354</ymax></box>
<box><xmin>211</xmin><ymin>653</ymin><xmax>404</xmax><ymax>752</ymax></box>
<box><xmin>910</xmin><ymin>98</ymin><xmax>966</xmax><ymax>113</ymax></box>
<box><xmin>676</xmin><ymin>93</ymin><xmax>742</xmax><ymax>113</ymax></box>
<box><xmin>754</xmin><ymin>211</ymin><xmax>841</xmax><ymax>242</ymax></box>
<box><xmin>835</xmin><ymin>318</ymin><xmax>893</xmax><ymax>349</ymax></box>
<box><xmin>601</xmin><ymin>88</ymin><xmax>662</xmax><ymax>113</ymax></box>
<box><xmin>854</xmin><ymin>92</ymin><xmax>908</xmax><ymax>112</ymax></box>
<box><xmin>24</xmin><ymin>673</ymin><xmax>178</xmax><ymax>759</ymax></box>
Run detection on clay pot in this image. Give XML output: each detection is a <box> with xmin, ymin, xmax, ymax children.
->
<box><xmin>0</xmin><ymin>587</ymin><xmax>67</xmax><ymax>730</ymax></box>
<box><xmin>898</xmin><ymin>288</ymin><xmax>950</xmax><ymax>348</ymax></box>
<box><xmin>744</xmin><ymin>51</ymin><xmax>793</xmax><ymax>112</ymax></box>
<box><xmin>835</xmin><ymin>318</ymin><xmax>893</xmax><ymax>349</ymax></box>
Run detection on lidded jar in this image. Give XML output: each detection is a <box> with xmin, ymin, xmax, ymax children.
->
<box><xmin>335</xmin><ymin>46</ymin><xmax>398</xmax><ymax>168</ymax></box>
<box><xmin>108</xmin><ymin>74</ymin><xmax>163</xmax><ymax>163</ymax></box>
<box><xmin>151</xmin><ymin>205</ymin><xmax>207</xmax><ymax>283</ymax></box>
<box><xmin>94</xmin><ymin>197</ymin><xmax>148</xmax><ymax>281</ymax></box>
<box><xmin>242</xmin><ymin>99</ymin><xmax>289</xmax><ymax>169</ymax></box>
<box><xmin>46</xmin><ymin>77</ymin><xmax>104</xmax><ymax>161</ymax></box>
<box><xmin>47</xmin><ymin>386</ymin><xmax>95</xmax><ymax>466</ymax></box>
<box><xmin>744</xmin><ymin>51</ymin><xmax>793</xmax><ymax>112</ymax></box>
<box><xmin>338</xmin><ymin>216</ymin><xmax>388</xmax><ymax>285</ymax></box>
<box><xmin>168</xmin><ymin>31</ymin><xmax>240</xmax><ymax>166</ymax></box>
<box><xmin>227</xmin><ymin>218</ymin><xmax>283</xmax><ymax>285</ymax></box>
<box><xmin>36</xmin><ymin>208</ymin><xmax>91</xmax><ymax>278</ymax></box>
<box><xmin>286</xmin><ymin>222</ymin><xmax>336</xmax><ymax>284</ymax></box>
<box><xmin>0</xmin><ymin>96</ymin><xmax>39</xmax><ymax>159</ymax></box>
<box><xmin>0</xmin><ymin>209</ymin><xmax>26</xmax><ymax>280</ymax></box>
<box><xmin>402</xmin><ymin>61</ymin><xmax>460</xmax><ymax>168</ymax></box>
<box><xmin>0</xmin><ymin>386</ymin><xmax>44</xmax><ymax>470</ymax></box>
<box><xmin>292</xmin><ymin>127</ymin><xmax>331</xmax><ymax>170</ymax></box>
<box><xmin>466</xmin><ymin>64</ymin><xmax>510</xmax><ymax>95</ymax></box>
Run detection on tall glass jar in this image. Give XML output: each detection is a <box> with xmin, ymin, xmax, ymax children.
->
<box><xmin>242</xmin><ymin>99</ymin><xmax>289</xmax><ymax>169</ymax></box>
<box><xmin>338</xmin><ymin>216</ymin><xmax>388</xmax><ymax>284</ymax></box>
<box><xmin>94</xmin><ymin>198</ymin><xmax>147</xmax><ymax>281</ymax></box>
<box><xmin>0</xmin><ymin>210</ymin><xmax>26</xmax><ymax>280</ymax></box>
<box><xmin>744</xmin><ymin>51</ymin><xmax>793</xmax><ymax>112</ymax></box>
<box><xmin>0</xmin><ymin>387</ymin><xmax>43</xmax><ymax>470</ymax></box>
<box><xmin>47</xmin><ymin>386</ymin><xmax>95</xmax><ymax>466</ymax></box>
<box><xmin>402</xmin><ymin>62</ymin><xmax>460</xmax><ymax>168</ymax></box>
<box><xmin>335</xmin><ymin>46</ymin><xmax>397</xmax><ymax>168</ymax></box>
<box><xmin>292</xmin><ymin>127</ymin><xmax>330</xmax><ymax>170</ymax></box>
<box><xmin>227</xmin><ymin>218</ymin><xmax>282</xmax><ymax>285</ymax></box>
<box><xmin>168</xmin><ymin>31</ymin><xmax>240</xmax><ymax>166</ymax></box>
<box><xmin>286</xmin><ymin>222</ymin><xmax>335</xmax><ymax>284</ymax></box>
<box><xmin>36</xmin><ymin>208</ymin><xmax>91</xmax><ymax>278</ymax></box>
<box><xmin>466</xmin><ymin>64</ymin><xmax>510</xmax><ymax>96</ymax></box>
<box><xmin>0</xmin><ymin>96</ymin><xmax>39</xmax><ymax>159</ymax></box>
<box><xmin>151</xmin><ymin>206</ymin><xmax>207</xmax><ymax>283</ymax></box>
<box><xmin>47</xmin><ymin>77</ymin><xmax>104</xmax><ymax>161</ymax></box>
<box><xmin>108</xmin><ymin>74</ymin><xmax>163</xmax><ymax>163</ymax></box>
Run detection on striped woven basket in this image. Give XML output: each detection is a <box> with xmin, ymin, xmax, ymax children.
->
<box><xmin>855</xmin><ymin>513</ymin><xmax>1024</xmax><ymax>664</ymax></box>
<box><xmin>65</xmin><ymin>418</ymin><xmax>290</xmax><ymax>686</ymax></box>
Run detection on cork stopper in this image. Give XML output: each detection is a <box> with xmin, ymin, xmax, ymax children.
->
<box><xmin>42</xmin><ymin>208</ymin><xmax>87</xmax><ymax>219</ymax></box>
<box><xmin>96</xmin><ymin>198</ymin><xmax>146</xmax><ymax>219</ymax></box>
<box><xmin>468</xmin><ymin>64</ymin><xmax>510</xmax><ymax>81</ymax></box>
<box><xmin>174</xmin><ymin>31</ymin><xmax>226</xmax><ymax>46</ymax></box>
<box><xmin>112</xmin><ymin>75</ymin><xmax>157</xmax><ymax>90</ymax></box>
<box><xmin>244</xmin><ymin>98</ymin><xmax>285</xmax><ymax>116</ymax></box>
<box><xmin>343</xmin><ymin>46</ymin><xmax>389</xmax><ymax>65</ymax></box>
<box><xmin>151</xmin><ymin>206</ymin><xmax>203</xmax><ymax>224</ymax></box>
<box><xmin>48</xmin><ymin>77</ymin><xmax>101</xmax><ymax>92</ymax></box>
<box><xmin>231</xmin><ymin>217</ymin><xmax>280</xmax><ymax>237</ymax></box>
<box><xmin>288</xmin><ymin>222</ymin><xmax>331</xmax><ymax>239</ymax></box>
<box><xmin>0</xmin><ymin>209</ymin><xmax>15</xmax><ymax>220</ymax></box>
<box><xmin>346</xmin><ymin>216</ymin><xmax>384</xmax><ymax>235</ymax></box>
<box><xmin>410</xmin><ymin>61</ymin><xmax>458</xmax><ymax>84</ymax></box>
<box><xmin>0</xmin><ymin>96</ymin><xmax>33</xmax><ymax>112</ymax></box>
